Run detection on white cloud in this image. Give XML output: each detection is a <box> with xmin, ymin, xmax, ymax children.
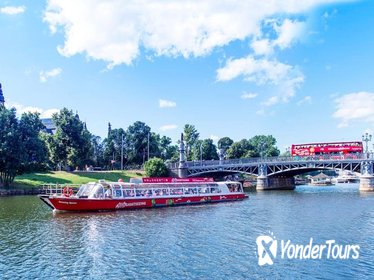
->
<box><xmin>273</xmin><ymin>19</ymin><xmax>306</xmax><ymax>50</ymax></box>
<box><xmin>43</xmin><ymin>0</ymin><xmax>350</xmax><ymax>67</ymax></box>
<box><xmin>217</xmin><ymin>56</ymin><xmax>304</xmax><ymax>105</ymax></box>
<box><xmin>0</xmin><ymin>6</ymin><xmax>26</xmax><ymax>15</ymax></box>
<box><xmin>210</xmin><ymin>135</ymin><xmax>220</xmax><ymax>142</ymax></box>
<box><xmin>262</xmin><ymin>96</ymin><xmax>279</xmax><ymax>107</ymax></box>
<box><xmin>41</xmin><ymin>108</ymin><xmax>60</xmax><ymax>118</ymax></box>
<box><xmin>159</xmin><ymin>99</ymin><xmax>176</xmax><ymax>108</ymax></box>
<box><xmin>251</xmin><ymin>39</ymin><xmax>273</xmax><ymax>56</ymax></box>
<box><xmin>40</xmin><ymin>68</ymin><xmax>62</xmax><ymax>83</ymax></box>
<box><xmin>159</xmin><ymin>124</ymin><xmax>178</xmax><ymax>131</ymax></box>
<box><xmin>251</xmin><ymin>19</ymin><xmax>306</xmax><ymax>56</ymax></box>
<box><xmin>6</xmin><ymin>102</ymin><xmax>59</xmax><ymax>118</ymax></box>
<box><xmin>333</xmin><ymin>92</ymin><xmax>374</xmax><ymax>127</ymax></box>
<box><xmin>241</xmin><ymin>92</ymin><xmax>258</xmax><ymax>100</ymax></box>
<box><xmin>297</xmin><ymin>96</ymin><xmax>312</xmax><ymax>106</ymax></box>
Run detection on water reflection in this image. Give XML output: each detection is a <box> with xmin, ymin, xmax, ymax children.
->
<box><xmin>0</xmin><ymin>185</ymin><xmax>374</xmax><ymax>279</ymax></box>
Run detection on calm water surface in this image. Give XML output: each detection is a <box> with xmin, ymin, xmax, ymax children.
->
<box><xmin>0</xmin><ymin>184</ymin><xmax>373</xmax><ymax>279</ymax></box>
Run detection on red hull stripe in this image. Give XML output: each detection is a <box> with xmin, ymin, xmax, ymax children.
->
<box><xmin>45</xmin><ymin>194</ymin><xmax>247</xmax><ymax>212</ymax></box>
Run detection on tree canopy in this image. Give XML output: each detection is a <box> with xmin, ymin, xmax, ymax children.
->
<box><xmin>144</xmin><ymin>157</ymin><xmax>169</xmax><ymax>177</ymax></box>
<box><xmin>0</xmin><ymin>108</ymin><xmax>47</xmax><ymax>186</ymax></box>
<box><xmin>46</xmin><ymin>108</ymin><xmax>92</xmax><ymax>170</ymax></box>
<box><xmin>0</xmin><ymin>104</ymin><xmax>284</xmax><ymax>186</ymax></box>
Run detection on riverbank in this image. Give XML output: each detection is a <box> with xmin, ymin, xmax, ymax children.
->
<box><xmin>0</xmin><ymin>170</ymin><xmax>145</xmax><ymax>196</ymax></box>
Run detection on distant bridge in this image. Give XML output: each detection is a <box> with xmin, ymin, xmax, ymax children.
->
<box><xmin>168</xmin><ymin>155</ymin><xmax>374</xmax><ymax>191</ymax></box>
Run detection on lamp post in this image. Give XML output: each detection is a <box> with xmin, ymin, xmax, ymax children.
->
<box><xmin>259</xmin><ymin>142</ymin><xmax>266</xmax><ymax>160</ymax></box>
<box><xmin>121</xmin><ymin>134</ymin><xmax>124</xmax><ymax>170</ymax></box>
<box><xmin>286</xmin><ymin>147</ymin><xmax>290</xmax><ymax>157</ymax></box>
<box><xmin>147</xmin><ymin>132</ymin><xmax>150</xmax><ymax>161</ymax></box>
<box><xmin>200</xmin><ymin>142</ymin><xmax>203</xmax><ymax>165</ymax></box>
<box><xmin>362</xmin><ymin>132</ymin><xmax>372</xmax><ymax>159</ymax></box>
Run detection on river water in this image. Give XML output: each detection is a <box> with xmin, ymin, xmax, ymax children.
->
<box><xmin>0</xmin><ymin>184</ymin><xmax>373</xmax><ymax>279</ymax></box>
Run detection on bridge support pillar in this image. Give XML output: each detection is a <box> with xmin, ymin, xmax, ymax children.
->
<box><xmin>256</xmin><ymin>176</ymin><xmax>295</xmax><ymax>191</ymax></box>
<box><xmin>360</xmin><ymin>161</ymin><xmax>374</xmax><ymax>191</ymax></box>
<box><xmin>178</xmin><ymin>133</ymin><xmax>188</xmax><ymax>178</ymax></box>
<box><xmin>256</xmin><ymin>176</ymin><xmax>269</xmax><ymax>190</ymax></box>
<box><xmin>359</xmin><ymin>174</ymin><xmax>374</xmax><ymax>192</ymax></box>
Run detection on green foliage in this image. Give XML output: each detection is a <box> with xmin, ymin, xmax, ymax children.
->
<box><xmin>1</xmin><ymin>101</ymin><xmax>283</xmax><ymax>186</ymax></box>
<box><xmin>191</xmin><ymin>139</ymin><xmax>219</xmax><ymax>160</ymax></box>
<box><xmin>226</xmin><ymin>139</ymin><xmax>253</xmax><ymax>159</ymax></box>
<box><xmin>91</xmin><ymin>135</ymin><xmax>105</xmax><ymax>167</ymax></box>
<box><xmin>0</xmin><ymin>108</ymin><xmax>47</xmax><ymax>187</ymax></box>
<box><xmin>125</xmin><ymin>121</ymin><xmax>151</xmax><ymax>165</ymax></box>
<box><xmin>218</xmin><ymin>137</ymin><xmax>234</xmax><ymax>152</ymax></box>
<box><xmin>249</xmin><ymin>135</ymin><xmax>280</xmax><ymax>157</ymax></box>
<box><xmin>159</xmin><ymin>135</ymin><xmax>178</xmax><ymax>160</ymax></box>
<box><xmin>103</xmin><ymin>128</ymin><xmax>126</xmax><ymax>168</ymax></box>
<box><xmin>225</xmin><ymin>135</ymin><xmax>280</xmax><ymax>159</ymax></box>
<box><xmin>183</xmin><ymin>124</ymin><xmax>200</xmax><ymax>160</ymax></box>
<box><xmin>19</xmin><ymin>112</ymin><xmax>49</xmax><ymax>171</ymax></box>
<box><xmin>49</xmin><ymin>108</ymin><xmax>92</xmax><ymax>170</ymax></box>
<box><xmin>144</xmin><ymin>158</ymin><xmax>168</xmax><ymax>177</ymax></box>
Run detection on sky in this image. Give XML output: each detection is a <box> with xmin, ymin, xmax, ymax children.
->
<box><xmin>1</xmin><ymin>0</ymin><xmax>374</xmax><ymax>152</ymax></box>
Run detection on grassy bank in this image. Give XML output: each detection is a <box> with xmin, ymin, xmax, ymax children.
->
<box><xmin>12</xmin><ymin>170</ymin><xmax>145</xmax><ymax>188</ymax></box>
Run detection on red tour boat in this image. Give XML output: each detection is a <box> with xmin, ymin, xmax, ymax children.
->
<box><xmin>39</xmin><ymin>177</ymin><xmax>247</xmax><ymax>212</ymax></box>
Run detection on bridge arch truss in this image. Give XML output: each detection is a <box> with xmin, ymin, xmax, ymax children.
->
<box><xmin>184</xmin><ymin>159</ymin><xmax>368</xmax><ymax>178</ymax></box>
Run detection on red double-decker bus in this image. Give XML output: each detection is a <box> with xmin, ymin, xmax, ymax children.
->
<box><xmin>291</xmin><ymin>141</ymin><xmax>363</xmax><ymax>157</ymax></box>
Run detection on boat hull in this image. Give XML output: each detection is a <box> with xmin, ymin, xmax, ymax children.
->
<box><xmin>39</xmin><ymin>194</ymin><xmax>247</xmax><ymax>212</ymax></box>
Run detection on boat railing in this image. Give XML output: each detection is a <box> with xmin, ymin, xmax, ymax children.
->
<box><xmin>40</xmin><ymin>184</ymin><xmax>81</xmax><ymax>196</ymax></box>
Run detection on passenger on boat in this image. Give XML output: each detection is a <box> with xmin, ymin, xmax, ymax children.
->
<box><xmin>105</xmin><ymin>187</ymin><xmax>112</xmax><ymax>198</ymax></box>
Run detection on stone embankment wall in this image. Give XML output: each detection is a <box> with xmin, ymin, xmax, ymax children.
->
<box><xmin>0</xmin><ymin>188</ymin><xmax>43</xmax><ymax>196</ymax></box>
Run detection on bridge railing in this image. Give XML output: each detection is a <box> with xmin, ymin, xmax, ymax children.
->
<box><xmin>167</xmin><ymin>153</ymin><xmax>368</xmax><ymax>169</ymax></box>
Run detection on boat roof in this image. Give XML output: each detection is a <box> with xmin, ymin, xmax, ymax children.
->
<box><xmin>88</xmin><ymin>180</ymin><xmax>241</xmax><ymax>188</ymax></box>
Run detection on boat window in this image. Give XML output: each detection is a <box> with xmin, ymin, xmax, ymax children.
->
<box><xmin>170</xmin><ymin>188</ymin><xmax>183</xmax><ymax>195</ymax></box>
<box><xmin>145</xmin><ymin>189</ymin><xmax>153</xmax><ymax>197</ymax></box>
<box><xmin>112</xmin><ymin>184</ymin><xmax>123</xmax><ymax>198</ymax></box>
<box><xmin>93</xmin><ymin>185</ymin><xmax>105</xmax><ymax>198</ymax></box>
<box><xmin>153</xmin><ymin>189</ymin><xmax>160</xmax><ymax>196</ymax></box>
<box><xmin>198</xmin><ymin>187</ymin><xmax>209</xmax><ymax>194</ymax></box>
<box><xmin>123</xmin><ymin>189</ymin><xmax>135</xmax><ymax>197</ymax></box>
<box><xmin>135</xmin><ymin>189</ymin><xmax>150</xmax><ymax>197</ymax></box>
<box><xmin>77</xmin><ymin>183</ymin><xmax>98</xmax><ymax>197</ymax></box>
<box><xmin>228</xmin><ymin>183</ymin><xmax>242</xmax><ymax>192</ymax></box>
<box><xmin>210</xmin><ymin>187</ymin><xmax>221</xmax><ymax>193</ymax></box>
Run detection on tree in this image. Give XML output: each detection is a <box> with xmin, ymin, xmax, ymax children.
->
<box><xmin>125</xmin><ymin>121</ymin><xmax>151</xmax><ymax>165</ymax></box>
<box><xmin>91</xmin><ymin>135</ymin><xmax>105</xmax><ymax>167</ymax></box>
<box><xmin>249</xmin><ymin>135</ymin><xmax>280</xmax><ymax>157</ymax></box>
<box><xmin>19</xmin><ymin>112</ymin><xmax>48</xmax><ymax>171</ymax></box>
<box><xmin>183</xmin><ymin>124</ymin><xmax>199</xmax><ymax>160</ymax></box>
<box><xmin>0</xmin><ymin>108</ymin><xmax>47</xmax><ymax>186</ymax></box>
<box><xmin>49</xmin><ymin>108</ymin><xmax>92</xmax><ymax>170</ymax></box>
<box><xmin>144</xmin><ymin>158</ymin><xmax>169</xmax><ymax>177</ymax></box>
<box><xmin>103</xmin><ymin>128</ymin><xmax>126</xmax><ymax>169</ymax></box>
<box><xmin>226</xmin><ymin>139</ymin><xmax>253</xmax><ymax>159</ymax></box>
<box><xmin>0</xmin><ymin>108</ymin><xmax>24</xmax><ymax>186</ymax></box>
<box><xmin>218</xmin><ymin>137</ymin><xmax>234</xmax><ymax>151</ymax></box>
<box><xmin>192</xmin><ymin>139</ymin><xmax>219</xmax><ymax>160</ymax></box>
<box><xmin>158</xmin><ymin>135</ymin><xmax>178</xmax><ymax>160</ymax></box>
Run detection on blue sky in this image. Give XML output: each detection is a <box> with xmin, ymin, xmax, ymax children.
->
<box><xmin>1</xmin><ymin>0</ymin><xmax>374</xmax><ymax>152</ymax></box>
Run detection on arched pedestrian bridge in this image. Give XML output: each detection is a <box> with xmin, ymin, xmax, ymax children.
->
<box><xmin>168</xmin><ymin>155</ymin><xmax>374</xmax><ymax>191</ymax></box>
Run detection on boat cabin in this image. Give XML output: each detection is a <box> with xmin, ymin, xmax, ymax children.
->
<box><xmin>75</xmin><ymin>181</ymin><xmax>243</xmax><ymax>199</ymax></box>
